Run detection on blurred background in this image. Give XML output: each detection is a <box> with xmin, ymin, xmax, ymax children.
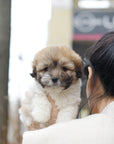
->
<box><xmin>0</xmin><ymin>0</ymin><xmax>114</xmax><ymax>143</ymax></box>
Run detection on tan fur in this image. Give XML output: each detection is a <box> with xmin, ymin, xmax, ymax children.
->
<box><xmin>33</xmin><ymin>46</ymin><xmax>82</xmax><ymax>87</ymax></box>
<box><xmin>47</xmin><ymin>94</ymin><xmax>59</xmax><ymax>125</ymax></box>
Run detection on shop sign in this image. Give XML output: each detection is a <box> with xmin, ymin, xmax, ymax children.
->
<box><xmin>73</xmin><ymin>10</ymin><xmax>114</xmax><ymax>41</ymax></box>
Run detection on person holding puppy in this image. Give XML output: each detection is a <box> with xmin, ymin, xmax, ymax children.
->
<box><xmin>22</xmin><ymin>31</ymin><xmax>114</xmax><ymax>144</ymax></box>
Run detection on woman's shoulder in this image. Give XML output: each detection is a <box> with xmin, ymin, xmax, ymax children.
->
<box><xmin>75</xmin><ymin>101</ymin><xmax>114</xmax><ymax>128</ymax></box>
<box><xmin>22</xmin><ymin>102</ymin><xmax>114</xmax><ymax>144</ymax></box>
<box><xmin>102</xmin><ymin>101</ymin><xmax>114</xmax><ymax>116</ymax></box>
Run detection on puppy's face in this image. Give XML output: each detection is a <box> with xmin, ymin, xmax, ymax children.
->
<box><xmin>31</xmin><ymin>46</ymin><xmax>82</xmax><ymax>89</ymax></box>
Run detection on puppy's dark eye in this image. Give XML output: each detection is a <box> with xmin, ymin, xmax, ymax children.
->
<box><xmin>44</xmin><ymin>67</ymin><xmax>48</xmax><ymax>71</ymax></box>
<box><xmin>62</xmin><ymin>67</ymin><xmax>67</xmax><ymax>72</ymax></box>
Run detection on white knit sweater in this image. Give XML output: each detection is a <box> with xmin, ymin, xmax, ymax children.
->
<box><xmin>22</xmin><ymin>101</ymin><xmax>114</xmax><ymax>144</ymax></box>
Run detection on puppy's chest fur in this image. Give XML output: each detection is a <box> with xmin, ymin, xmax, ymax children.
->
<box><xmin>45</xmin><ymin>82</ymin><xmax>81</xmax><ymax>125</ymax></box>
<box><xmin>19</xmin><ymin>81</ymin><xmax>81</xmax><ymax>130</ymax></box>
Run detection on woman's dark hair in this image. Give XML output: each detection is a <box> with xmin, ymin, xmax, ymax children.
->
<box><xmin>84</xmin><ymin>31</ymin><xmax>114</xmax><ymax>98</ymax></box>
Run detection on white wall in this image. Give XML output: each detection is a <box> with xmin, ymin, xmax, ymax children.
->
<box><xmin>8</xmin><ymin>0</ymin><xmax>51</xmax><ymax>143</ymax></box>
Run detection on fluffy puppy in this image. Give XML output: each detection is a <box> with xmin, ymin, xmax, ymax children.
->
<box><xmin>19</xmin><ymin>46</ymin><xmax>82</xmax><ymax>130</ymax></box>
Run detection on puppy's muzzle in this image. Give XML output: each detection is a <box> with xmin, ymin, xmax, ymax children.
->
<box><xmin>52</xmin><ymin>77</ymin><xmax>58</xmax><ymax>83</ymax></box>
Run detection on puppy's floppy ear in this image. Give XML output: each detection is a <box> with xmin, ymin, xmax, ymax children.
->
<box><xmin>30</xmin><ymin>62</ymin><xmax>37</xmax><ymax>78</ymax></box>
<box><xmin>73</xmin><ymin>53</ymin><xmax>82</xmax><ymax>78</ymax></box>
<box><xmin>30</xmin><ymin>70</ymin><xmax>37</xmax><ymax>78</ymax></box>
<box><xmin>75</xmin><ymin>68</ymin><xmax>82</xmax><ymax>78</ymax></box>
<box><xmin>75</xmin><ymin>60</ymin><xmax>82</xmax><ymax>78</ymax></box>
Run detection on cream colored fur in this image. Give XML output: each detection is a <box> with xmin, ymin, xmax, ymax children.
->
<box><xmin>19</xmin><ymin>80</ymin><xmax>81</xmax><ymax>129</ymax></box>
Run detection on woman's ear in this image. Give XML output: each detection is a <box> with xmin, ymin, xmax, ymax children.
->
<box><xmin>87</xmin><ymin>66</ymin><xmax>93</xmax><ymax>90</ymax></box>
<box><xmin>86</xmin><ymin>66</ymin><xmax>94</xmax><ymax>100</ymax></box>
<box><xmin>88</xmin><ymin>66</ymin><xmax>93</xmax><ymax>80</ymax></box>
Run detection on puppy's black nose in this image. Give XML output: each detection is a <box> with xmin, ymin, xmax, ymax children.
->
<box><xmin>52</xmin><ymin>77</ymin><xmax>58</xmax><ymax>83</ymax></box>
